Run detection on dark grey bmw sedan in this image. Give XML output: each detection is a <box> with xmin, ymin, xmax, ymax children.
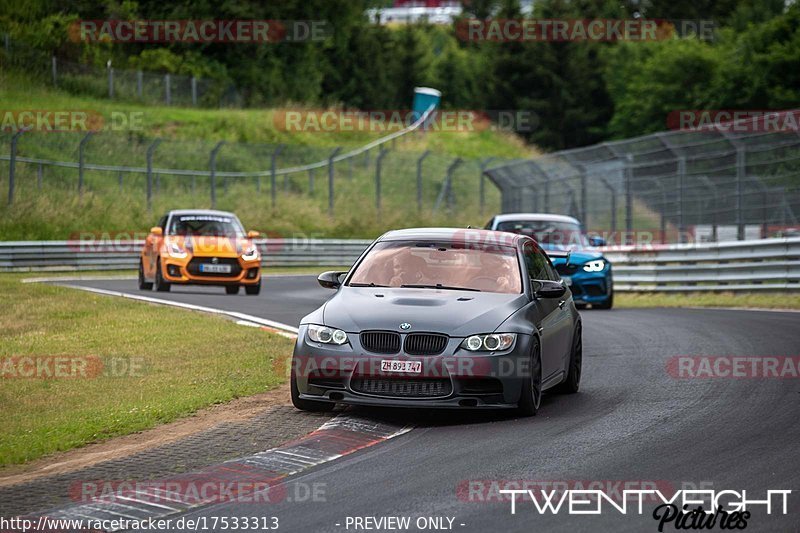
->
<box><xmin>290</xmin><ymin>228</ymin><xmax>582</xmax><ymax>416</ymax></box>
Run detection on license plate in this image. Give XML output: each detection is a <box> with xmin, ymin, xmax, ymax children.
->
<box><xmin>199</xmin><ymin>263</ymin><xmax>232</xmax><ymax>274</ymax></box>
<box><xmin>562</xmin><ymin>276</ymin><xmax>573</xmax><ymax>286</ymax></box>
<box><xmin>381</xmin><ymin>360</ymin><xmax>422</xmax><ymax>374</ymax></box>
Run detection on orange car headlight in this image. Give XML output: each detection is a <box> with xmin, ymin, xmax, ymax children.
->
<box><xmin>167</xmin><ymin>241</ymin><xmax>188</xmax><ymax>259</ymax></box>
<box><xmin>242</xmin><ymin>244</ymin><xmax>259</xmax><ymax>261</ymax></box>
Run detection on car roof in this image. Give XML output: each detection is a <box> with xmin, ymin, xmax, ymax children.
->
<box><xmin>378</xmin><ymin>227</ymin><xmax>525</xmax><ymax>245</ymax></box>
<box><xmin>493</xmin><ymin>213</ymin><xmax>581</xmax><ymax>225</ymax></box>
<box><xmin>167</xmin><ymin>209</ymin><xmax>238</xmax><ymax>218</ymax></box>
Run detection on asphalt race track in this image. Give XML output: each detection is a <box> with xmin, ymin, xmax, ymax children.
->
<box><xmin>57</xmin><ymin>276</ymin><xmax>800</xmax><ymax>532</ymax></box>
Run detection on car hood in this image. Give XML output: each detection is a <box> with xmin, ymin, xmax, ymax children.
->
<box><xmin>169</xmin><ymin>235</ymin><xmax>246</xmax><ymax>258</ymax></box>
<box><xmin>541</xmin><ymin>243</ymin><xmax>603</xmax><ymax>265</ymax></box>
<box><xmin>320</xmin><ymin>287</ymin><xmax>528</xmax><ymax>336</ymax></box>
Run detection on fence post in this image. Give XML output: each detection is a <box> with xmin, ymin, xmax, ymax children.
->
<box><xmin>375</xmin><ymin>148</ymin><xmax>389</xmax><ymax>221</ymax></box>
<box><xmin>37</xmin><ymin>163</ymin><xmax>43</xmax><ymax>190</ymax></box>
<box><xmin>625</xmin><ymin>154</ymin><xmax>633</xmax><ymax>245</ymax></box>
<box><xmin>107</xmin><ymin>63</ymin><xmax>114</xmax><ymax>98</ymax></box>
<box><xmin>434</xmin><ymin>158</ymin><xmax>463</xmax><ymax>213</ymax></box>
<box><xmin>677</xmin><ymin>156</ymin><xmax>686</xmax><ymax>242</ymax></box>
<box><xmin>164</xmin><ymin>74</ymin><xmax>171</xmax><ymax>105</ymax></box>
<box><xmin>146</xmin><ymin>138</ymin><xmax>162</xmax><ymax>213</ymax></box>
<box><xmin>137</xmin><ymin>71</ymin><xmax>143</xmax><ymax>99</ymax></box>
<box><xmin>698</xmin><ymin>176</ymin><xmax>719</xmax><ymax>242</ymax></box>
<box><xmin>209</xmin><ymin>141</ymin><xmax>225</xmax><ymax>209</ymax></box>
<box><xmin>270</xmin><ymin>144</ymin><xmax>285</xmax><ymax>209</ymax></box>
<box><xmin>479</xmin><ymin>157</ymin><xmax>495</xmax><ymax>216</ymax></box>
<box><xmin>641</xmin><ymin>177</ymin><xmax>667</xmax><ymax>243</ymax></box>
<box><xmin>117</xmin><ymin>170</ymin><xmax>123</xmax><ymax>192</ymax></box>
<box><xmin>328</xmin><ymin>147</ymin><xmax>342</xmax><ymax>217</ymax></box>
<box><xmin>51</xmin><ymin>56</ymin><xmax>57</xmax><ymax>86</ymax></box>
<box><xmin>599</xmin><ymin>177</ymin><xmax>616</xmax><ymax>235</ymax></box>
<box><xmin>191</xmin><ymin>77</ymin><xmax>197</xmax><ymax>107</ymax></box>
<box><xmin>579</xmin><ymin>169</ymin><xmax>588</xmax><ymax>227</ymax></box>
<box><xmin>540</xmin><ymin>172</ymin><xmax>550</xmax><ymax>212</ymax></box>
<box><xmin>78</xmin><ymin>131</ymin><xmax>94</xmax><ymax>198</ymax></box>
<box><xmin>736</xmin><ymin>145</ymin><xmax>746</xmax><ymax>240</ymax></box>
<box><xmin>416</xmin><ymin>151</ymin><xmax>431</xmax><ymax>214</ymax></box>
<box><xmin>7</xmin><ymin>129</ymin><xmax>26</xmax><ymax>206</ymax></box>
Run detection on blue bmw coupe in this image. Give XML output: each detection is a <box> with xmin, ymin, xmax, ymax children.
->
<box><xmin>485</xmin><ymin>213</ymin><xmax>613</xmax><ymax>309</ymax></box>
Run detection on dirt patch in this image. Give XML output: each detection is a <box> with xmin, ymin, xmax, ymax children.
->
<box><xmin>0</xmin><ymin>383</ymin><xmax>292</xmax><ymax>488</ymax></box>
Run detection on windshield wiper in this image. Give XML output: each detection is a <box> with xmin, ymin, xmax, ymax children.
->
<box><xmin>349</xmin><ymin>282</ymin><xmax>389</xmax><ymax>288</ymax></box>
<box><xmin>400</xmin><ymin>284</ymin><xmax>481</xmax><ymax>292</ymax></box>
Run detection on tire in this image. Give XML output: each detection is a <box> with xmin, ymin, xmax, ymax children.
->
<box><xmin>594</xmin><ymin>289</ymin><xmax>614</xmax><ymax>310</ymax></box>
<box><xmin>154</xmin><ymin>259</ymin><xmax>171</xmax><ymax>292</ymax></box>
<box><xmin>575</xmin><ymin>303</ymin><xmax>587</xmax><ymax>310</ymax></box>
<box><xmin>138</xmin><ymin>260</ymin><xmax>153</xmax><ymax>291</ymax></box>
<box><xmin>225</xmin><ymin>285</ymin><xmax>240</xmax><ymax>295</ymax></box>
<box><xmin>553</xmin><ymin>322</ymin><xmax>582</xmax><ymax>394</ymax></box>
<box><xmin>244</xmin><ymin>280</ymin><xmax>261</xmax><ymax>295</ymax></box>
<box><xmin>517</xmin><ymin>339</ymin><xmax>542</xmax><ymax>416</ymax></box>
<box><xmin>291</xmin><ymin>369</ymin><xmax>335</xmax><ymax>412</ymax></box>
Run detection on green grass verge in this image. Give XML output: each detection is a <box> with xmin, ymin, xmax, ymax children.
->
<box><xmin>0</xmin><ymin>69</ymin><xmax>534</xmax><ymax>158</ymax></box>
<box><xmin>0</xmin><ymin>273</ymin><xmax>294</xmax><ymax>467</ymax></box>
<box><xmin>0</xmin><ymin>70</ymin><xmax>539</xmax><ymax>241</ymax></box>
<box><xmin>616</xmin><ymin>292</ymin><xmax>800</xmax><ymax>310</ymax></box>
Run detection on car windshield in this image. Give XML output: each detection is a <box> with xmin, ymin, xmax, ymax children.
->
<box><xmin>348</xmin><ymin>240</ymin><xmax>522</xmax><ymax>294</ymax></box>
<box><xmin>167</xmin><ymin>214</ymin><xmax>244</xmax><ymax>237</ymax></box>
<box><xmin>496</xmin><ymin>220</ymin><xmax>588</xmax><ymax>247</ymax></box>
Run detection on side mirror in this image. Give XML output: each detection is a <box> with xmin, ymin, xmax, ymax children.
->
<box><xmin>588</xmin><ymin>236</ymin><xmax>606</xmax><ymax>247</ymax></box>
<box><xmin>247</xmin><ymin>230</ymin><xmax>260</xmax><ymax>239</ymax></box>
<box><xmin>318</xmin><ymin>271</ymin><xmax>347</xmax><ymax>289</ymax></box>
<box><xmin>150</xmin><ymin>227</ymin><xmax>163</xmax><ymax>237</ymax></box>
<box><xmin>532</xmin><ymin>280</ymin><xmax>567</xmax><ymax>299</ymax></box>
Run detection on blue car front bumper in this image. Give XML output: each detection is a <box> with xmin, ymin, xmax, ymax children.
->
<box><xmin>552</xmin><ymin>261</ymin><xmax>613</xmax><ymax>305</ymax></box>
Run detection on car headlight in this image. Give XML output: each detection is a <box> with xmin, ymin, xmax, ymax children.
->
<box><xmin>307</xmin><ymin>324</ymin><xmax>349</xmax><ymax>345</ymax></box>
<box><xmin>242</xmin><ymin>244</ymin><xmax>259</xmax><ymax>261</ymax></box>
<box><xmin>167</xmin><ymin>242</ymin><xmax>188</xmax><ymax>259</ymax></box>
<box><xmin>461</xmin><ymin>333</ymin><xmax>516</xmax><ymax>352</ymax></box>
<box><xmin>583</xmin><ymin>259</ymin><xmax>606</xmax><ymax>272</ymax></box>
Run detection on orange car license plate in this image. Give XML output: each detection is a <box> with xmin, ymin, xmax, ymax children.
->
<box><xmin>199</xmin><ymin>263</ymin><xmax>232</xmax><ymax>274</ymax></box>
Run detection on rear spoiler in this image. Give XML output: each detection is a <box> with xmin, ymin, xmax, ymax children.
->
<box><xmin>545</xmin><ymin>250</ymin><xmax>571</xmax><ymax>265</ymax></box>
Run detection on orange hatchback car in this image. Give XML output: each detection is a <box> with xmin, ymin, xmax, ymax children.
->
<box><xmin>139</xmin><ymin>209</ymin><xmax>262</xmax><ymax>295</ymax></box>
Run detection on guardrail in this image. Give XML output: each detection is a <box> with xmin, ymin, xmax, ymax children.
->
<box><xmin>602</xmin><ymin>237</ymin><xmax>800</xmax><ymax>291</ymax></box>
<box><xmin>1</xmin><ymin>237</ymin><xmax>798</xmax><ymax>292</ymax></box>
<box><xmin>0</xmin><ymin>239</ymin><xmax>372</xmax><ymax>272</ymax></box>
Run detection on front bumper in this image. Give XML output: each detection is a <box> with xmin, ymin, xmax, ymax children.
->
<box><xmin>161</xmin><ymin>254</ymin><xmax>261</xmax><ymax>286</ymax></box>
<box><xmin>292</xmin><ymin>326</ymin><xmax>536</xmax><ymax>409</ymax></box>
<box><xmin>564</xmin><ymin>270</ymin><xmax>613</xmax><ymax>304</ymax></box>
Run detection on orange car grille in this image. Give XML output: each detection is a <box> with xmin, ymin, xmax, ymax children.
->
<box><xmin>186</xmin><ymin>257</ymin><xmax>242</xmax><ymax>277</ymax></box>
